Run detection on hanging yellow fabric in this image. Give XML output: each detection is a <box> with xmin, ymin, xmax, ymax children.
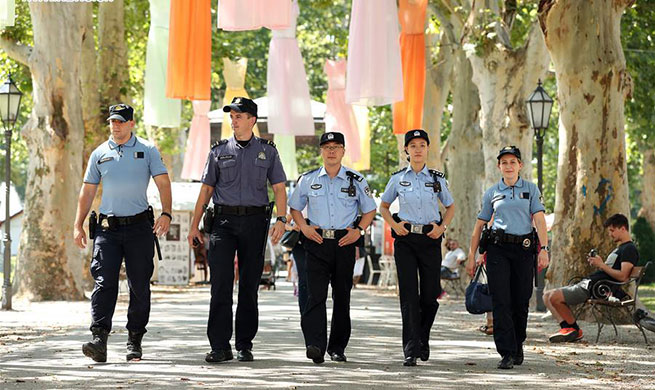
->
<box><xmin>220</xmin><ymin>58</ymin><xmax>259</xmax><ymax>139</ymax></box>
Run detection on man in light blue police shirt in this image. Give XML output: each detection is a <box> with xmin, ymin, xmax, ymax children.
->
<box><xmin>74</xmin><ymin>103</ymin><xmax>172</xmax><ymax>363</ymax></box>
<box><xmin>289</xmin><ymin>131</ymin><xmax>376</xmax><ymax>364</ymax></box>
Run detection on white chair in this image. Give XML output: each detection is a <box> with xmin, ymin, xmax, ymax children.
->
<box><xmin>366</xmin><ymin>255</ymin><xmax>382</xmax><ymax>285</ymax></box>
<box><xmin>377</xmin><ymin>255</ymin><xmax>397</xmax><ymax>287</ymax></box>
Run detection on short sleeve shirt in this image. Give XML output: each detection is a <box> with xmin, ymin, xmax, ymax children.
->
<box><xmin>381</xmin><ymin>166</ymin><xmax>454</xmax><ymax>225</ymax></box>
<box><xmin>288</xmin><ymin>166</ymin><xmax>377</xmax><ymax>229</ymax></box>
<box><xmin>83</xmin><ymin>133</ymin><xmax>168</xmax><ymax>217</ymax></box>
<box><xmin>477</xmin><ymin>177</ymin><xmax>545</xmax><ymax>235</ymax></box>
<box><xmin>201</xmin><ymin>136</ymin><xmax>287</xmax><ymax>206</ymax></box>
<box><xmin>588</xmin><ymin>241</ymin><xmax>639</xmax><ymax>285</ymax></box>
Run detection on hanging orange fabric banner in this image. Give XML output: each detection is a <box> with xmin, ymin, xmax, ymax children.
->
<box><xmin>166</xmin><ymin>0</ymin><xmax>212</xmax><ymax>101</ymax></box>
<box><xmin>392</xmin><ymin>0</ymin><xmax>427</xmax><ymax>135</ymax></box>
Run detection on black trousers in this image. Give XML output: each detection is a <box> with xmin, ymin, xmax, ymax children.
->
<box><xmin>292</xmin><ymin>242</ymin><xmax>308</xmax><ymax>315</ymax></box>
<box><xmin>90</xmin><ymin>220</ymin><xmax>155</xmax><ymax>333</ymax></box>
<box><xmin>486</xmin><ymin>243</ymin><xmax>535</xmax><ymax>357</ymax></box>
<box><xmin>393</xmin><ymin>234</ymin><xmax>442</xmax><ymax>358</ymax></box>
<box><xmin>301</xmin><ymin>238</ymin><xmax>356</xmax><ymax>355</ymax></box>
<box><xmin>207</xmin><ymin>213</ymin><xmax>267</xmax><ymax>352</ymax></box>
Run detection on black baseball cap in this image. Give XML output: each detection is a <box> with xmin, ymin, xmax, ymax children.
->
<box><xmin>404</xmin><ymin>129</ymin><xmax>430</xmax><ymax>147</ymax></box>
<box><xmin>497</xmin><ymin>145</ymin><xmax>522</xmax><ymax>160</ymax></box>
<box><xmin>107</xmin><ymin>104</ymin><xmax>134</xmax><ymax>122</ymax></box>
<box><xmin>223</xmin><ymin>97</ymin><xmax>258</xmax><ymax>117</ymax></box>
<box><xmin>319</xmin><ymin>132</ymin><xmax>345</xmax><ymax>146</ymax></box>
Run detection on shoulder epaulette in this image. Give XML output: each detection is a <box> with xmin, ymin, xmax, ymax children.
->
<box><xmin>391</xmin><ymin>167</ymin><xmax>407</xmax><ymax>176</ymax></box>
<box><xmin>297</xmin><ymin>168</ymin><xmax>319</xmax><ymax>182</ymax></box>
<box><xmin>345</xmin><ymin>170</ymin><xmax>363</xmax><ymax>182</ymax></box>
<box><xmin>259</xmin><ymin>138</ymin><xmax>276</xmax><ymax>148</ymax></box>
<box><xmin>428</xmin><ymin>169</ymin><xmax>445</xmax><ymax>178</ymax></box>
<box><xmin>211</xmin><ymin>139</ymin><xmax>228</xmax><ymax>149</ymax></box>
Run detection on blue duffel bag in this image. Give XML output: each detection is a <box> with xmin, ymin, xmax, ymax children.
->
<box><xmin>465</xmin><ymin>265</ymin><xmax>493</xmax><ymax>314</ymax></box>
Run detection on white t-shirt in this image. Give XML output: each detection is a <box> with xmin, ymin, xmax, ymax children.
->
<box><xmin>442</xmin><ymin>248</ymin><xmax>466</xmax><ymax>270</ymax></box>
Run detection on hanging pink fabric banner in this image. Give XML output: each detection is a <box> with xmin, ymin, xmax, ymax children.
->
<box><xmin>325</xmin><ymin>59</ymin><xmax>361</xmax><ymax>163</ymax></box>
<box><xmin>266</xmin><ymin>0</ymin><xmax>314</xmax><ymax>136</ymax></box>
<box><xmin>346</xmin><ymin>0</ymin><xmax>403</xmax><ymax>106</ymax></box>
<box><xmin>181</xmin><ymin>100</ymin><xmax>211</xmax><ymax>181</ymax></box>
<box><xmin>218</xmin><ymin>0</ymin><xmax>290</xmax><ymax>31</ymax></box>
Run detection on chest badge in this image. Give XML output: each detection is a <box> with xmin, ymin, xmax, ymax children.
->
<box><xmin>257</xmin><ymin>152</ymin><xmax>267</xmax><ymax>160</ymax></box>
<box><xmin>98</xmin><ymin>156</ymin><xmax>114</xmax><ymax>165</ymax></box>
<box><xmin>134</xmin><ymin>151</ymin><xmax>145</xmax><ymax>159</ymax></box>
<box><xmin>399</xmin><ymin>181</ymin><xmax>411</xmax><ymax>187</ymax></box>
<box><xmin>311</xmin><ymin>184</ymin><xmax>322</xmax><ymax>190</ymax></box>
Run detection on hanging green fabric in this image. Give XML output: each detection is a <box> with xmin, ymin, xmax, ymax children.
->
<box><xmin>0</xmin><ymin>0</ymin><xmax>16</xmax><ymax>29</ymax></box>
<box><xmin>273</xmin><ymin>134</ymin><xmax>298</xmax><ymax>181</ymax></box>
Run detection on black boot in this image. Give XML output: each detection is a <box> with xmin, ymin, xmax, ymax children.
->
<box><xmin>126</xmin><ymin>331</ymin><xmax>145</xmax><ymax>361</ymax></box>
<box><xmin>83</xmin><ymin>327</ymin><xmax>109</xmax><ymax>363</ymax></box>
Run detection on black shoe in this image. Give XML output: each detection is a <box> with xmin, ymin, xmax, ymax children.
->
<box><xmin>237</xmin><ymin>349</ymin><xmax>254</xmax><ymax>362</ymax></box>
<box><xmin>513</xmin><ymin>345</ymin><xmax>524</xmax><ymax>366</ymax></box>
<box><xmin>205</xmin><ymin>349</ymin><xmax>234</xmax><ymax>363</ymax></box>
<box><xmin>306</xmin><ymin>345</ymin><xmax>324</xmax><ymax>364</ymax></box>
<box><xmin>497</xmin><ymin>355</ymin><xmax>514</xmax><ymax>369</ymax></box>
<box><xmin>329</xmin><ymin>352</ymin><xmax>347</xmax><ymax>362</ymax></box>
<box><xmin>403</xmin><ymin>356</ymin><xmax>417</xmax><ymax>366</ymax></box>
<box><xmin>420</xmin><ymin>344</ymin><xmax>430</xmax><ymax>362</ymax></box>
<box><xmin>126</xmin><ymin>331</ymin><xmax>144</xmax><ymax>361</ymax></box>
<box><xmin>82</xmin><ymin>327</ymin><xmax>109</xmax><ymax>363</ymax></box>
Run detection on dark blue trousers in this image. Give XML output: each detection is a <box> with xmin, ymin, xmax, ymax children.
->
<box><xmin>90</xmin><ymin>220</ymin><xmax>155</xmax><ymax>333</ymax></box>
<box><xmin>207</xmin><ymin>213</ymin><xmax>267</xmax><ymax>352</ymax></box>
<box><xmin>292</xmin><ymin>242</ymin><xmax>308</xmax><ymax>314</ymax></box>
<box><xmin>486</xmin><ymin>243</ymin><xmax>534</xmax><ymax>357</ymax></box>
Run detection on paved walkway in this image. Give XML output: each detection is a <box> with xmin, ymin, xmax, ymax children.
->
<box><xmin>1</xmin><ymin>280</ymin><xmax>654</xmax><ymax>389</ymax></box>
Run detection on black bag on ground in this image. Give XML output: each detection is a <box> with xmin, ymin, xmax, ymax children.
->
<box><xmin>280</xmin><ymin>230</ymin><xmax>300</xmax><ymax>249</ymax></box>
<box><xmin>465</xmin><ymin>265</ymin><xmax>493</xmax><ymax>314</ymax></box>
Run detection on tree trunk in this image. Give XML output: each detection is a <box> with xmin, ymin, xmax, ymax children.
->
<box><xmin>638</xmin><ymin>148</ymin><xmax>655</xmax><ymax>230</ymax></box>
<box><xmin>539</xmin><ymin>0</ymin><xmax>632</xmax><ymax>289</ymax></box>
<box><xmin>13</xmin><ymin>4</ymin><xmax>88</xmax><ymax>300</ymax></box>
<box><xmin>98</xmin><ymin>0</ymin><xmax>128</xmax><ymax>106</ymax></box>
<box><xmin>468</xmin><ymin>25</ymin><xmax>550</xmax><ymax>188</ymax></box>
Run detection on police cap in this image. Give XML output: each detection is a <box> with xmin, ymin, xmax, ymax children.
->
<box><xmin>319</xmin><ymin>132</ymin><xmax>345</xmax><ymax>146</ymax></box>
<box><xmin>223</xmin><ymin>97</ymin><xmax>258</xmax><ymax>118</ymax></box>
<box><xmin>107</xmin><ymin>103</ymin><xmax>134</xmax><ymax>122</ymax></box>
<box><xmin>497</xmin><ymin>145</ymin><xmax>522</xmax><ymax>161</ymax></box>
<box><xmin>404</xmin><ymin>129</ymin><xmax>430</xmax><ymax>147</ymax></box>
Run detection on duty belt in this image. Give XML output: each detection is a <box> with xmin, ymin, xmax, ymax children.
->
<box><xmin>392</xmin><ymin>213</ymin><xmax>438</xmax><ymax>235</ymax></box>
<box><xmin>99</xmin><ymin>210</ymin><xmax>149</xmax><ymax>229</ymax></box>
<box><xmin>496</xmin><ymin>231</ymin><xmax>533</xmax><ymax>248</ymax></box>
<box><xmin>216</xmin><ymin>204</ymin><xmax>269</xmax><ymax>216</ymax></box>
<box><xmin>316</xmin><ymin>228</ymin><xmax>349</xmax><ymax>240</ymax></box>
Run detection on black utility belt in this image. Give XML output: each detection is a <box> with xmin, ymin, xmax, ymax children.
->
<box><xmin>315</xmin><ymin>228</ymin><xmax>349</xmax><ymax>240</ymax></box>
<box><xmin>99</xmin><ymin>210</ymin><xmax>149</xmax><ymax>229</ymax></box>
<box><xmin>392</xmin><ymin>213</ymin><xmax>439</xmax><ymax>235</ymax></box>
<box><xmin>493</xmin><ymin>231</ymin><xmax>534</xmax><ymax>248</ymax></box>
<box><xmin>216</xmin><ymin>204</ymin><xmax>268</xmax><ymax>216</ymax></box>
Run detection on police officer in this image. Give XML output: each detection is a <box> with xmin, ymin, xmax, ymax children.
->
<box><xmin>466</xmin><ymin>145</ymin><xmax>549</xmax><ymax>369</ymax></box>
<box><xmin>379</xmin><ymin>129</ymin><xmax>455</xmax><ymax>366</ymax></box>
<box><xmin>288</xmin><ymin>131</ymin><xmax>376</xmax><ymax>364</ymax></box>
<box><xmin>187</xmin><ymin>97</ymin><xmax>287</xmax><ymax>363</ymax></box>
<box><xmin>73</xmin><ymin>103</ymin><xmax>172</xmax><ymax>362</ymax></box>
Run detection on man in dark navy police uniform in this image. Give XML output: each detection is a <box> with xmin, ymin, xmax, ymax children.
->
<box><xmin>188</xmin><ymin>97</ymin><xmax>287</xmax><ymax>363</ymax></box>
<box><xmin>74</xmin><ymin>103</ymin><xmax>172</xmax><ymax>362</ymax></box>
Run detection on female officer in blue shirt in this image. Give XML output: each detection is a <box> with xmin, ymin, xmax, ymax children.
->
<box><xmin>379</xmin><ymin>129</ymin><xmax>455</xmax><ymax>366</ymax></box>
<box><xmin>466</xmin><ymin>146</ymin><xmax>549</xmax><ymax>370</ymax></box>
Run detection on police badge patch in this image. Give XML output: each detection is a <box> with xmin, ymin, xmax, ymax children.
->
<box><xmin>365</xmin><ymin>186</ymin><xmax>372</xmax><ymax>197</ymax></box>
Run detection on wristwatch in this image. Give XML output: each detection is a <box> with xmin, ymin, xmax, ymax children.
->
<box><xmin>276</xmin><ymin>216</ymin><xmax>287</xmax><ymax>224</ymax></box>
<box><xmin>356</xmin><ymin>225</ymin><xmax>365</xmax><ymax>236</ymax></box>
<box><xmin>540</xmin><ymin>245</ymin><xmax>550</xmax><ymax>253</ymax></box>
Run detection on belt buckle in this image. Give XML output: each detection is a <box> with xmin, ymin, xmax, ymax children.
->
<box><xmin>322</xmin><ymin>229</ymin><xmax>335</xmax><ymax>239</ymax></box>
<box><xmin>100</xmin><ymin>218</ymin><xmax>110</xmax><ymax>229</ymax></box>
<box><xmin>411</xmin><ymin>224</ymin><xmax>423</xmax><ymax>234</ymax></box>
<box><xmin>522</xmin><ymin>238</ymin><xmax>531</xmax><ymax>248</ymax></box>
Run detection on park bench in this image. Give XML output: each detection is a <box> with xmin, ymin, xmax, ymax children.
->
<box><xmin>441</xmin><ymin>265</ymin><xmax>465</xmax><ymax>298</ymax></box>
<box><xmin>570</xmin><ymin>261</ymin><xmax>652</xmax><ymax>344</ymax></box>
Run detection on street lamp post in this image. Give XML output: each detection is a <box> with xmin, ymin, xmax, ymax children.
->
<box><xmin>0</xmin><ymin>75</ymin><xmax>23</xmax><ymax>310</ymax></box>
<box><xmin>526</xmin><ymin>79</ymin><xmax>553</xmax><ymax>313</ymax></box>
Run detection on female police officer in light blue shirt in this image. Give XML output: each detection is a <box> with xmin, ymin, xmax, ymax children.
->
<box><xmin>379</xmin><ymin>129</ymin><xmax>455</xmax><ymax>367</ymax></box>
<box><xmin>466</xmin><ymin>146</ymin><xmax>549</xmax><ymax>370</ymax></box>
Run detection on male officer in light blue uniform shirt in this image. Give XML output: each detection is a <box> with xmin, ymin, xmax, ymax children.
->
<box><xmin>289</xmin><ymin>131</ymin><xmax>376</xmax><ymax>364</ymax></box>
<box><xmin>74</xmin><ymin>103</ymin><xmax>172</xmax><ymax>363</ymax></box>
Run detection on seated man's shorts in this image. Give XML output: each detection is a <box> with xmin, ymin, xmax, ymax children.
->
<box><xmin>560</xmin><ymin>280</ymin><xmax>591</xmax><ymax>305</ymax></box>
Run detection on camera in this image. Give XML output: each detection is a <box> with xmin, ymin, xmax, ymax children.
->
<box><xmin>588</xmin><ymin>248</ymin><xmax>597</xmax><ymax>258</ymax></box>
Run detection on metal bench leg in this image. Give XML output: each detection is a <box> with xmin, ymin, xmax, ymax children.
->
<box><xmin>607</xmin><ymin>307</ymin><xmax>619</xmax><ymax>341</ymax></box>
<box><xmin>591</xmin><ymin>304</ymin><xmax>604</xmax><ymax>343</ymax></box>
<box><xmin>627</xmin><ymin>306</ymin><xmax>649</xmax><ymax>346</ymax></box>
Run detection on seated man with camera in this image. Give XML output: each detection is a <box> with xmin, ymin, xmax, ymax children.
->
<box><xmin>543</xmin><ymin>213</ymin><xmax>639</xmax><ymax>343</ymax></box>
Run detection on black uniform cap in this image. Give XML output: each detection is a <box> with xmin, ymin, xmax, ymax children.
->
<box><xmin>223</xmin><ymin>97</ymin><xmax>258</xmax><ymax>118</ymax></box>
<box><xmin>404</xmin><ymin>129</ymin><xmax>430</xmax><ymax>147</ymax></box>
<box><xmin>107</xmin><ymin>104</ymin><xmax>134</xmax><ymax>122</ymax></box>
<box><xmin>497</xmin><ymin>145</ymin><xmax>522</xmax><ymax>161</ymax></box>
<box><xmin>320</xmin><ymin>132</ymin><xmax>345</xmax><ymax>146</ymax></box>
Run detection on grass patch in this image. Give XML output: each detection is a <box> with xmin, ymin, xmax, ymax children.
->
<box><xmin>641</xmin><ymin>283</ymin><xmax>655</xmax><ymax>312</ymax></box>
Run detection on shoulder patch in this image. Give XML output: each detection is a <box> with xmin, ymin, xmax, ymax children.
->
<box><xmin>298</xmin><ymin>168</ymin><xmax>319</xmax><ymax>182</ymax></box>
<box><xmin>211</xmin><ymin>139</ymin><xmax>228</xmax><ymax>149</ymax></box>
<box><xmin>259</xmin><ymin>138</ymin><xmax>276</xmax><ymax>148</ymax></box>
<box><xmin>428</xmin><ymin>169</ymin><xmax>445</xmax><ymax>178</ymax></box>
<box><xmin>345</xmin><ymin>170</ymin><xmax>363</xmax><ymax>182</ymax></box>
<box><xmin>391</xmin><ymin>167</ymin><xmax>407</xmax><ymax>176</ymax></box>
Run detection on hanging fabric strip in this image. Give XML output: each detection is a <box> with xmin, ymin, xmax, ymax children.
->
<box><xmin>346</xmin><ymin>0</ymin><xmax>403</xmax><ymax>106</ymax></box>
<box><xmin>144</xmin><ymin>0</ymin><xmax>182</xmax><ymax>128</ymax></box>
<box><xmin>274</xmin><ymin>134</ymin><xmax>298</xmax><ymax>180</ymax></box>
<box><xmin>166</xmin><ymin>0</ymin><xmax>211</xmax><ymax>101</ymax></box>
<box><xmin>220</xmin><ymin>57</ymin><xmax>259</xmax><ymax>140</ymax></box>
<box><xmin>181</xmin><ymin>100</ymin><xmax>211</xmax><ymax>181</ymax></box>
<box><xmin>217</xmin><ymin>0</ymin><xmax>290</xmax><ymax>31</ymax></box>
<box><xmin>392</xmin><ymin>0</ymin><xmax>427</xmax><ymax>134</ymax></box>
<box><xmin>266</xmin><ymin>0</ymin><xmax>314</xmax><ymax>136</ymax></box>
<box><xmin>0</xmin><ymin>0</ymin><xmax>15</xmax><ymax>28</ymax></box>
<box><xmin>324</xmin><ymin>59</ymin><xmax>361</xmax><ymax>163</ymax></box>
<box><xmin>351</xmin><ymin>105</ymin><xmax>370</xmax><ymax>171</ymax></box>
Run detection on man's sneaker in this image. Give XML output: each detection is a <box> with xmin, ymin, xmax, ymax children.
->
<box><xmin>549</xmin><ymin>328</ymin><xmax>583</xmax><ymax>343</ymax></box>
